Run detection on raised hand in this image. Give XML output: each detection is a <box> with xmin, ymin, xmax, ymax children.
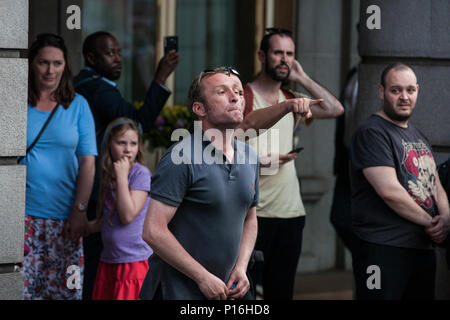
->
<box><xmin>288</xmin><ymin>59</ymin><xmax>307</xmax><ymax>83</ymax></box>
<box><xmin>113</xmin><ymin>156</ymin><xmax>132</xmax><ymax>180</ymax></box>
<box><xmin>154</xmin><ymin>50</ymin><xmax>180</xmax><ymax>86</ymax></box>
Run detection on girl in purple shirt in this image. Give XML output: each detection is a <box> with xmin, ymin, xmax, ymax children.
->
<box><xmin>89</xmin><ymin>118</ymin><xmax>152</xmax><ymax>300</ymax></box>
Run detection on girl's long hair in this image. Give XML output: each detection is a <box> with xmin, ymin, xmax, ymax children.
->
<box><xmin>96</xmin><ymin>118</ymin><xmax>146</xmax><ymax>225</ymax></box>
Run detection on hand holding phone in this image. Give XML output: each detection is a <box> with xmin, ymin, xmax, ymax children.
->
<box><xmin>164</xmin><ymin>36</ymin><xmax>178</xmax><ymax>54</ymax></box>
<box><xmin>155</xmin><ymin>37</ymin><xmax>180</xmax><ymax>86</ymax></box>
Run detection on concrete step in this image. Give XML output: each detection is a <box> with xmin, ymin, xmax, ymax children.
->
<box><xmin>293</xmin><ymin>269</ymin><xmax>354</xmax><ymax>300</ymax></box>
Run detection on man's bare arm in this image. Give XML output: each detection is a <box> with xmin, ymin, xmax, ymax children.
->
<box><xmin>142</xmin><ymin>199</ymin><xmax>229</xmax><ymax>299</ymax></box>
<box><xmin>236</xmin><ymin>98</ymin><xmax>321</xmax><ymax>134</ymax></box>
<box><xmin>363</xmin><ymin>166</ymin><xmax>433</xmax><ymax>227</ymax></box>
<box><xmin>289</xmin><ymin>60</ymin><xmax>344</xmax><ymax>118</ymax></box>
<box><xmin>227</xmin><ymin>206</ymin><xmax>258</xmax><ymax>299</ymax></box>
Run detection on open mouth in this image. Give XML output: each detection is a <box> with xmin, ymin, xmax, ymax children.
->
<box><xmin>277</xmin><ymin>64</ymin><xmax>289</xmax><ymax>72</ymax></box>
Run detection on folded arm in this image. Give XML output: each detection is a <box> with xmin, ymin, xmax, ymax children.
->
<box><xmin>426</xmin><ymin>174</ymin><xmax>450</xmax><ymax>243</ymax></box>
<box><xmin>363</xmin><ymin>166</ymin><xmax>433</xmax><ymax>227</ymax></box>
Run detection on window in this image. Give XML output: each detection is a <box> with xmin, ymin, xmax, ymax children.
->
<box><xmin>83</xmin><ymin>0</ymin><xmax>157</xmax><ymax>102</ymax></box>
<box><xmin>81</xmin><ymin>0</ymin><xmax>256</xmax><ymax>105</ymax></box>
<box><xmin>174</xmin><ymin>0</ymin><xmax>255</xmax><ymax>104</ymax></box>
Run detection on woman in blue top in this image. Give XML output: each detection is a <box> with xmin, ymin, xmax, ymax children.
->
<box><xmin>20</xmin><ymin>34</ymin><xmax>97</xmax><ymax>300</ymax></box>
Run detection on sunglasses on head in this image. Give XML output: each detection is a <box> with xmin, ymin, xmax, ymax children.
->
<box><xmin>201</xmin><ymin>67</ymin><xmax>240</xmax><ymax>78</ymax></box>
<box><xmin>196</xmin><ymin>66</ymin><xmax>240</xmax><ymax>88</ymax></box>
<box><xmin>191</xmin><ymin>67</ymin><xmax>241</xmax><ymax>103</ymax></box>
<box><xmin>265</xmin><ymin>27</ymin><xmax>293</xmax><ymax>36</ymax></box>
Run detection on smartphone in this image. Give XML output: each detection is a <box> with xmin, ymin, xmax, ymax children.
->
<box><xmin>164</xmin><ymin>36</ymin><xmax>178</xmax><ymax>54</ymax></box>
<box><xmin>288</xmin><ymin>147</ymin><xmax>304</xmax><ymax>154</ymax></box>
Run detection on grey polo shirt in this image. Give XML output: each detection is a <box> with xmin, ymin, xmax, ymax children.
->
<box><xmin>139</xmin><ymin>133</ymin><xmax>259</xmax><ymax>300</ymax></box>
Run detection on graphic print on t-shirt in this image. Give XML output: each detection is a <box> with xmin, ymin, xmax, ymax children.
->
<box><xmin>402</xmin><ymin>139</ymin><xmax>437</xmax><ymax>215</ymax></box>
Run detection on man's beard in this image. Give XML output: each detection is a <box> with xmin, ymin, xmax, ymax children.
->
<box><xmin>95</xmin><ymin>63</ymin><xmax>121</xmax><ymax>81</ymax></box>
<box><xmin>265</xmin><ymin>60</ymin><xmax>291</xmax><ymax>82</ymax></box>
<box><xmin>382</xmin><ymin>98</ymin><xmax>412</xmax><ymax>122</ymax></box>
<box><xmin>105</xmin><ymin>69</ymin><xmax>121</xmax><ymax>81</ymax></box>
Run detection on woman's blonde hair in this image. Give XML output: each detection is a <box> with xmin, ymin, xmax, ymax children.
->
<box><xmin>96</xmin><ymin>117</ymin><xmax>146</xmax><ymax>224</ymax></box>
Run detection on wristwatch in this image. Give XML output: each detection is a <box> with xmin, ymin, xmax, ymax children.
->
<box><xmin>75</xmin><ymin>202</ymin><xmax>87</xmax><ymax>212</ymax></box>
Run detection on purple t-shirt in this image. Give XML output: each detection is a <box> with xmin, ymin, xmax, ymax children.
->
<box><xmin>100</xmin><ymin>162</ymin><xmax>152</xmax><ymax>263</ymax></box>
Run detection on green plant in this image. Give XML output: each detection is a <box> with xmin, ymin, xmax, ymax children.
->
<box><xmin>140</xmin><ymin>104</ymin><xmax>195</xmax><ymax>149</ymax></box>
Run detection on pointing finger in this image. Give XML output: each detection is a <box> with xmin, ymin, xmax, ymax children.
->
<box><xmin>310</xmin><ymin>98</ymin><xmax>324</xmax><ymax>105</ymax></box>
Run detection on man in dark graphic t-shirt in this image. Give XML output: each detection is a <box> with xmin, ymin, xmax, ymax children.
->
<box><xmin>350</xmin><ymin>62</ymin><xmax>450</xmax><ymax>299</ymax></box>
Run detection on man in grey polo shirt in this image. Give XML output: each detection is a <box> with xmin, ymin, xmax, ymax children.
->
<box><xmin>139</xmin><ymin>67</ymin><xmax>259</xmax><ymax>300</ymax></box>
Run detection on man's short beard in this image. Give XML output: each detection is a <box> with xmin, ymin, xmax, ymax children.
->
<box><xmin>265</xmin><ymin>61</ymin><xmax>290</xmax><ymax>82</ymax></box>
<box><xmin>106</xmin><ymin>70</ymin><xmax>121</xmax><ymax>81</ymax></box>
<box><xmin>383</xmin><ymin>100</ymin><xmax>412</xmax><ymax>122</ymax></box>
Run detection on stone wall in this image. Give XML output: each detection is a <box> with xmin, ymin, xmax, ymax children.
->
<box><xmin>354</xmin><ymin>0</ymin><xmax>450</xmax><ymax>151</ymax></box>
<box><xmin>355</xmin><ymin>0</ymin><xmax>450</xmax><ymax>298</ymax></box>
<box><xmin>294</xmin><ymin>0</ymin><xmax>360</xmax><ymax>272</ymax></box>
<box><xmin>0</xmin><ymin>0</ymin><xmax>28</xmax><ymax>300</ymax></box>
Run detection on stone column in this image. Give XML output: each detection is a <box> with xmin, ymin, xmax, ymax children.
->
<box><xmin>294</xmin><ymin>0</ymin><xmax>360</xmax><ymax>272</ymax></box>
<box><xmin>0</xmin><ymin>0</ymin><xmax>28</xmax><ymax>300</ymax></box>
<box><xmin>356</xmin><ymin>0</ymin><xmax>450</xmax><ymax>298</ymax></box>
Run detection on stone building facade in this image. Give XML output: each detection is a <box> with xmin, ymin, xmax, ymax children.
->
<box><xmin>0</xmin><ymin>0</ymin><xmax>28</xmax><ymax>300</ymax></box>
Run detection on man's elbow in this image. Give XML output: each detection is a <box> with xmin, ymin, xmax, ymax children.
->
<box><xmin>333</xmin><ymin>102</ymin><xmax>344</xmax><ymax>117</ymax></box>
<box><xmin>315</xmin><ymin>102</ymin><xmax>344</xmax><ymax>119</ymax></box>
<box><xmin>142</xmin><ymin>227</ymin><xmax>153</xmax><ymax>246</ymax></box>
<box><xmin>142</xmin><ymin>223</ymin><xmax>160</xmax><ymax>248</ymax></box>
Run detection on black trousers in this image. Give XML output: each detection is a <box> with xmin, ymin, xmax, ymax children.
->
<box><xmin>82</xmin><ymin>199</ymin><xmax>102</xmax><ymax>300</ymax></box>
<box><xmin>330</xmin><ymin>173</ymin><xmax>356</xmax><ymax>253</ymax></box>
<box><xmin>352</xmin><ymin>238</ymin><xmax>436</xmax><ymax>300</ymax></box>
<box><xmin>250</xmin><ymin>216</ymin><xmax>305</xmax><ymax>300</ymax></box>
